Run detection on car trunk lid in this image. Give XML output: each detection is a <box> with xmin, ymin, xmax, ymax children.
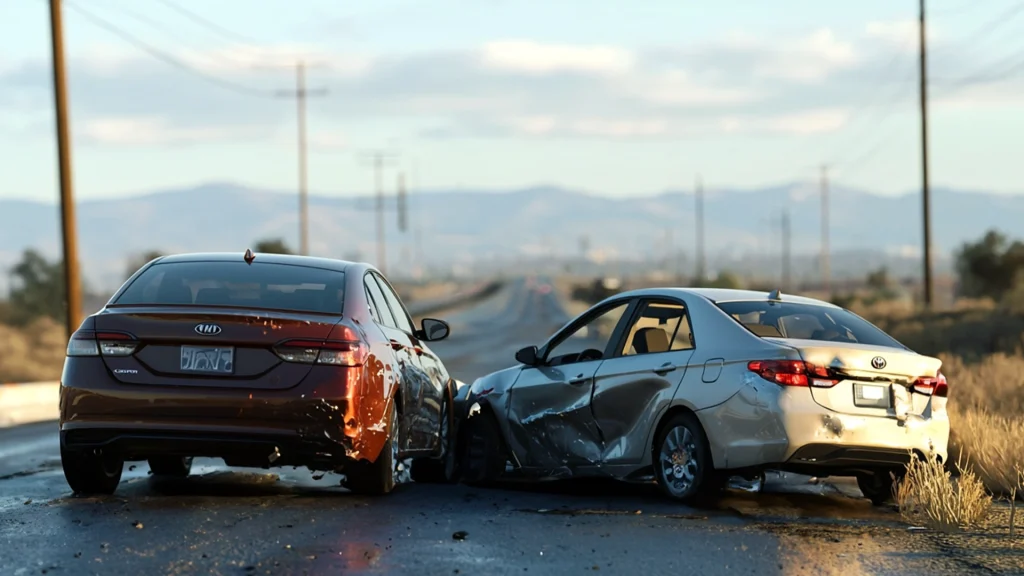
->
<box><xmin>766</xmin><ymin>338</ymin><xmax>943</xmax><ymax>419</ymax></box>
<box><xmin>93</xmin><ymin>306</ymin><xmax>342</xmax><ymax>390</ymax></box>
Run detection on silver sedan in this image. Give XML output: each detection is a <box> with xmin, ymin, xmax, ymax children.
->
<box><xmin>456</xmin><ymin>288</ymin><xmax>949</xmax><ymax>504</ymax></box>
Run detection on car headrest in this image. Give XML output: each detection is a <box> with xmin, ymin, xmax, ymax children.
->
<box><xmin>634</xmin><ymin>327</ymin><xmax>670</xmax><ymax>354</ymax></box>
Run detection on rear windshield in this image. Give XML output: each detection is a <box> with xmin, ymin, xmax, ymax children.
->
<box><xmin>114</xmin><ymin>261</ymin><xmax>346</xmax><ymax>315</ymax></box>
<box><xmin>715</xmin><ymin>301</ymin><xmax>906</xmax><ymax>349</ymax></box>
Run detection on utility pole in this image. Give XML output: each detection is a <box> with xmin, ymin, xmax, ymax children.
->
<box><xmin>48</xmin><ymin>0</ymin><xmax>82</xmax><ymax>338</ymax></box>
<box><xmin>820</xmin><ymin>165</ymin><xmax>831</xmax><ymax>295</ymax></box>
<box><xmin>695</xmin><ymin>175</ymin><xmax>706</xmax><ymax>285</ymax></box>
<box><xmin>782</xmin><ymin>210</ymin><xmax>792</xmax><ymax>292</ymax></box>
<box><xmin>919</xmin><ymin>0</ymin><xmax>934</xmax><ymax>309</ymax></box>
<box><xmin>359</xmin><ymin>151</ymin><xmax>400</xmax><ymax>274</ymax></box>
<box><xmin>275</xmin><ymin>61</ymin><xmax>327</xmax><ymax>256</ymax></box>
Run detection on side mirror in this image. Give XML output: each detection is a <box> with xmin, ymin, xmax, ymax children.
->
<box><xmin>418</xmin><ymin>318</ymin><xmax>450</xmax><ymax>342</ymax></box>
<box><xmin>515</xmin><ymin>345</ymin><xmax>540</xmax><ymax>366</ymax></box>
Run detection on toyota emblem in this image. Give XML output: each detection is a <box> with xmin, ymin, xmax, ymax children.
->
<box><xmin>194</xmin><ymin>323</ymin><xmax>222</xmax><ymax>336</ymax></box>
<box><xmin>871</xmin><ymin>356</ymin><xmax>886</xmax><ymax>370</ymax></box>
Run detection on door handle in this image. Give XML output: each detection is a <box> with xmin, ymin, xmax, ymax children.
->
<box><xmin>568</xmin><ymin>374</ymin><xmax>590</xmax><ymax>385</ymax></box>
<box><xmin>654</xmin><ymin>362</ymin><xmax>677</xmax><ymax>376</ymax></box>
<box><xmin>389</xmin><ymin>339</ymin><xmax>404</xmax><ymax>351</ymax></box>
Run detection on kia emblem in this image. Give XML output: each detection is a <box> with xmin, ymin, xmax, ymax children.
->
<box><xmin>871</xmin><ymin>356</ymin><xmax>886</xmax><ymax>370</ymax></box>
<box><xmin>194</xmin><ymin>323</ymin><xmax>222</xmax><ymax>336</ymax></box>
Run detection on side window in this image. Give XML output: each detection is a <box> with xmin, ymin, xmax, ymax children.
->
<box><xmin>620</xmin><ymin>302</ymin><xmax>689</xmax><ymax>356</ymax></box>
<box><xmin>364</xmin><ymin>285</ymin><xmax>382</xmax><ymax>323</ymax></box>
<box><xmin>364</xmin><ymin>274</ymin><xmax>397</xmax><ymax>328</ymax></box>
<box><xmin>374</xmin><ymin>274</ymin><xmax>416</xmax><ymax>334</ymax></box>
<box><xmin>545</xmin><ymin>301</ymin><xmax>629</xmax><ymax>366</ymax></box>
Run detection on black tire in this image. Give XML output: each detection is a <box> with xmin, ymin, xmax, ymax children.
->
<box><xmin>653</xmin><ymin>412</ymin><xmax>721</xmax><ymax>503</ymax></box>
<box><xmin>459</xmin><ymin>407</ymin><xmax>506</xmax><ymax>486</ymax></box>
<box><xmin>148</xmin><ymin>456</ymin><xmax>193</xmax><ymax>478</ymax></box>
<box><xmin>857</xmin><ymin>470</ymin><xmax>901</xmax><ymax>506</ymax></box>
<box><xmin>345</xmin><ymin>403</ymin><xmax>399</xmax><ymax>496</ymax></box>
<box><xmin>411</xmin><ymin>389</ymin><xmax>457</xmax><ymax>484</ymax></box>
<box><xmin>61</xmin><ymin>447</ymin><xmax>124</xmax><ymax>496</ymax></box>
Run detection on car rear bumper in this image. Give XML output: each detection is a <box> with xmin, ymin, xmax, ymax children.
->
<box><xmin>700</xmin><ymin>384</ymin><xmax>949</xmax><ymax>473</ymax></box>
<box><xmin>58</xmin><ymin>357</ymin><xmax>389</xmax><ymax>468</ymax></box>
<box><xmin>60</xmin><ymin>421</ymin><xmax>352</xmax><ymax>471</ymax></box>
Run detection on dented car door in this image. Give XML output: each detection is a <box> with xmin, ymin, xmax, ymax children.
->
<box><xmin>505</xmin><ymin>299</ymin><xmax>635</xmax><ymax>473</ymax></box>
<box><xmin>591</xmin><ymin>299</ymin><xmax>696</xmax><ymax>466</ymax></box>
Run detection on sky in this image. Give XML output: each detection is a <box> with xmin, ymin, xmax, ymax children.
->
<box><xmin>2</xmin><ymin>0</ymin><xmax>1024</xmax><ymax>202</ymax></box>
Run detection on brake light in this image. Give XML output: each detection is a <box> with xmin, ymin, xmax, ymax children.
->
<box><xmin>66</xmin><ymin>330</ymin><xmax>138</xmax><ymax>357</ymax></box>
<box><xmin>274</xmin><ymin>339</ymin><xmax>368</xmax><ymax>366</ymax></box>
<box><xmin>747</xmin><ymin>360</ymin><xmax>838</xmax><ymax>388</ymax></box>
<box><xmin>913</xmin><ymin>371</ymin><xmax>948</xmax><ymax>397</ymax></box>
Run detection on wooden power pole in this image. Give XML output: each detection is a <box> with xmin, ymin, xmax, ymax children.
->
<box><xmin>695</xmin><ymin>175</ymin><xmax>706</xmax><ymax>285</ymax></box>
<box><xmin>820</xmin><ymin>165</ymin><xmax>830</xmax><ymax>295</ymax></box>
<box><xmin>920</xmin><ymin>0</ymin><xmax>934</xmax><ymax>308</ymax></box>
<box><xmin>48</xmin><ymin>0</ymin><xmax>82</xmax><ymax>337</ymax></box>
<box><xmin>276</xmin><ymin>62</ymin><xmax>327</xmax><ymax>256</ymax></box>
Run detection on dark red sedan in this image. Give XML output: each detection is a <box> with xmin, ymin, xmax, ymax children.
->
<box><xmin>59</xmin><ymin>251</ymin><xmax>456</xmax><ymax>495</ymax></box>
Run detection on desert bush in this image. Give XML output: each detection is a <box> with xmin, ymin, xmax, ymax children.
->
<box><xmin>896</xmin><ymin>454</ymin><xmax>992</xmax><ymax>531</ymax></box>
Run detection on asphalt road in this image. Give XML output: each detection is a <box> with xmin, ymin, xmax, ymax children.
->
<box><xmin>1</xmin><ymin>278</ymin><xmax>1021</xmax><ymax>575</ymax></box>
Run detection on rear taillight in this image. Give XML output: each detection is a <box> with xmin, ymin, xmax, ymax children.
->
<box><xmin>913</xmin><ymin>371</ymin><xmax>948</xmax><ymax>397</ymax></box>
<box><xmin>66</xmin><ymin>330</ymin><xmax>138</xmax><ymax>357</ymax></box>
<box><xmin>273</xmin><ymin>339</ymin><xmax>368</xmax><ymax>366</ymax></box>
<box><xmin>747</xmin><ymin>360</ymin><xmax>838</xmax><ymax>388</ymax></box>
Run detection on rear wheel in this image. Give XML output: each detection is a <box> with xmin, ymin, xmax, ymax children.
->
<box><xmin>653</xmin><ymin>412</ymin><xmax>722</xmax><ymax>503</ymax></box>
<box><xmin>61</xmin><ymin>447</ymin><xmax>124</xmax><ymax>496</ymax></box>
<box><xmin>346</xmin><ymin>403</ymin><xmax>400</xmax><ymax>495</ymax></box>
<box><xmin>148</xmin><ymin>456</ymin><xmax>193</xmax><ymax>478</ymax></box>
<box><xmin>857</xmin><ymin>470</ymin><xmax>902</xmax><ymax>506</ymax></box>
<box><xmin>459</xmin><ymin>408</ymin><xmax>506</xmax><ymax>486</ymax></box>
<box><xmin>411</xmin><ymin>390</ymin><xmax>457</xmax><ymax>484</ymax></box>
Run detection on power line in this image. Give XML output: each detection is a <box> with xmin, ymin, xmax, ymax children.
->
<box><xmin>151</xmin><ymin>0</ymin><xmax>268</xmax><ymax>46</ymax></box>
<box><xmin>63</xmin><ymin>0</ymin><xmax>276</xmax><ymax>98</ymax></box>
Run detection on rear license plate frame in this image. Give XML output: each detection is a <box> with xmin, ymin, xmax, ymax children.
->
<box><xmin>853</xmin><ymin>382</ymin><xmax>891</xmax><ymax>409</ymax></box>
<box><xmin>180</xmin><ymin>345</ymin><xmax>235</xmax><ymax>374</ymax></box>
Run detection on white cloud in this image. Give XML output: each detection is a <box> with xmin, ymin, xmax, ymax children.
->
<box><xmin>750</xmin><ymin>29</ymin><xmax>860</xmax><ymax>82</ymax></box>
<box><xmin>636</xmin><ymin>70</ymin><xmax>759</xmax><ymax>106</ymax></box>
<box><xmin>79</xmin><ymin>116</ymin><xmax>265</xmax><ymax>146</ymax></box>
<box><xmin>479</xmin><ymin>40</ymin><xmax>634</xmax><ymax>75</ymax></box>
<box><xmin>865</xmin><ymin>20</ymin><xmax>927</xmax><ymax>53</ymax></box>
<box><xmin>179</xmin><ymin>44</ymin><xmax>372</xmax><ymax>77</ymax></box>
<box><xmin>2</xmin><ymin>29</ymin><xmax>954</xmax><ymax>145</ymax></box>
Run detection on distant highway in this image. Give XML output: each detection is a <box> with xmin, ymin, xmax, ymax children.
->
<box><xmin>0</xmin><ymin>278</ymin><xmax>1008</xmax><ymax>575</ymax></box>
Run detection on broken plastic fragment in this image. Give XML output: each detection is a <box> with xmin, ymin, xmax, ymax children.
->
<box><xmin>467</xmin><ymin>402</ymin><xmax>482</xmax><ymax>418</ymax></box>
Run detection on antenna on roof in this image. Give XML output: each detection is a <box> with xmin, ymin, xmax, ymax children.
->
<box><xmin>768</xmin><ymin>288</ymin><xmax>782</xmax><ymax>301</ymax></box>
<box><xmin>243</xmin><ymin>249</ymin><xmax>255</xmax><ymax>265</ymax></box>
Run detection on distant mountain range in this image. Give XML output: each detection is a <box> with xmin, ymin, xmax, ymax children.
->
<box><xmin>0</xmin><ymin>182</ymin><xmax>1016</xmax><ymax>291</ymax></box>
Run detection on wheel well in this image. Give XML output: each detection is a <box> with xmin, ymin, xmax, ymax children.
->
<box><xmin>393</xmin><ymin>390</ymin><xmax>403</xmax><ymax>415</ymax></box>
<box><xmin>650</xmin><ymin>405</ymin><xmax>714</xmax><ymax>466</ymax></box>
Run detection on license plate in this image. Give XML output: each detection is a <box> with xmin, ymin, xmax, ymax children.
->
<box><xmin>854</xmin><ymin>383</ymin><xmax>890</xmax><ymax>408</ymax></box>
<box><xmin>180</xmin><ymin>346</ymin><xmax>234</xmax><ymax>374</ymax></box>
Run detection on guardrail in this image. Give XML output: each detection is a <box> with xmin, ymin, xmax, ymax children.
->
<box><xmin>0</xmin><ymin>280</ymin><xmax>506</xmax><ymax>429</ymax></box>
<box><xmin>0</xmin><ymin>381</ymin><xmax>59</xmax><ymax>428</ymax></box>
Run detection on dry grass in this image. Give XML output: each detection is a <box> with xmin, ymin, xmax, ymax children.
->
<box><xmin>0</xmin><ymin>316</ymin><xmax>66</xmax><ymax>383</ymax></box>
<box><xmin>895</xmin><ymin>454</ymin><xmax>992</xmax><ymax>531</ymax></box>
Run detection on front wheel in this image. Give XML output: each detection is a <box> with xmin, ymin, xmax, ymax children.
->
<box><xmin>345</xmin><ymin>403</ymin><xmax>400</xmax><ymax>495</ymax></box>
<box><xmin>61</xmin><ymin>447</ymin><xmax>124</xmax><ymax>496</ymax></box>
<box><xmin>459</xmin><ymin>408</ymin><xmax>506</xmax><ymax>486</ymax></box>
<box><xmin>653</xmin><ymin>412</ymin><xmax>721</xmax><ymax>503</ymax></box>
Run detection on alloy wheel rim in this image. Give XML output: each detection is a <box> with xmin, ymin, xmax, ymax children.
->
<box><xmin>659</xmin><ymin>425</ymin><xmax>699</xmax><ymax>497</ymax></box>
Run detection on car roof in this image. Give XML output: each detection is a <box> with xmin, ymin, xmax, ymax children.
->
<box><xmin>612</xmin><ymin>286</ymin><xmax>841</xmax><ymax>308</ymax></box>
<box><xmin>154</xmin><ymin>252</ymin><xmax>363</xmax><ymax>273</ymax></box>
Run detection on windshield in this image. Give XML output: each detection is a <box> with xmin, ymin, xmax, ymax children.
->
<box><xmin>715</xmin><ymin>300</ymin><xmax>906</xmax><ymax>349</ymax></box>
<box><xmin>114</xmin><ymin>261</ymin><xmax>346</xmax><ymax>315</ymax></box>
